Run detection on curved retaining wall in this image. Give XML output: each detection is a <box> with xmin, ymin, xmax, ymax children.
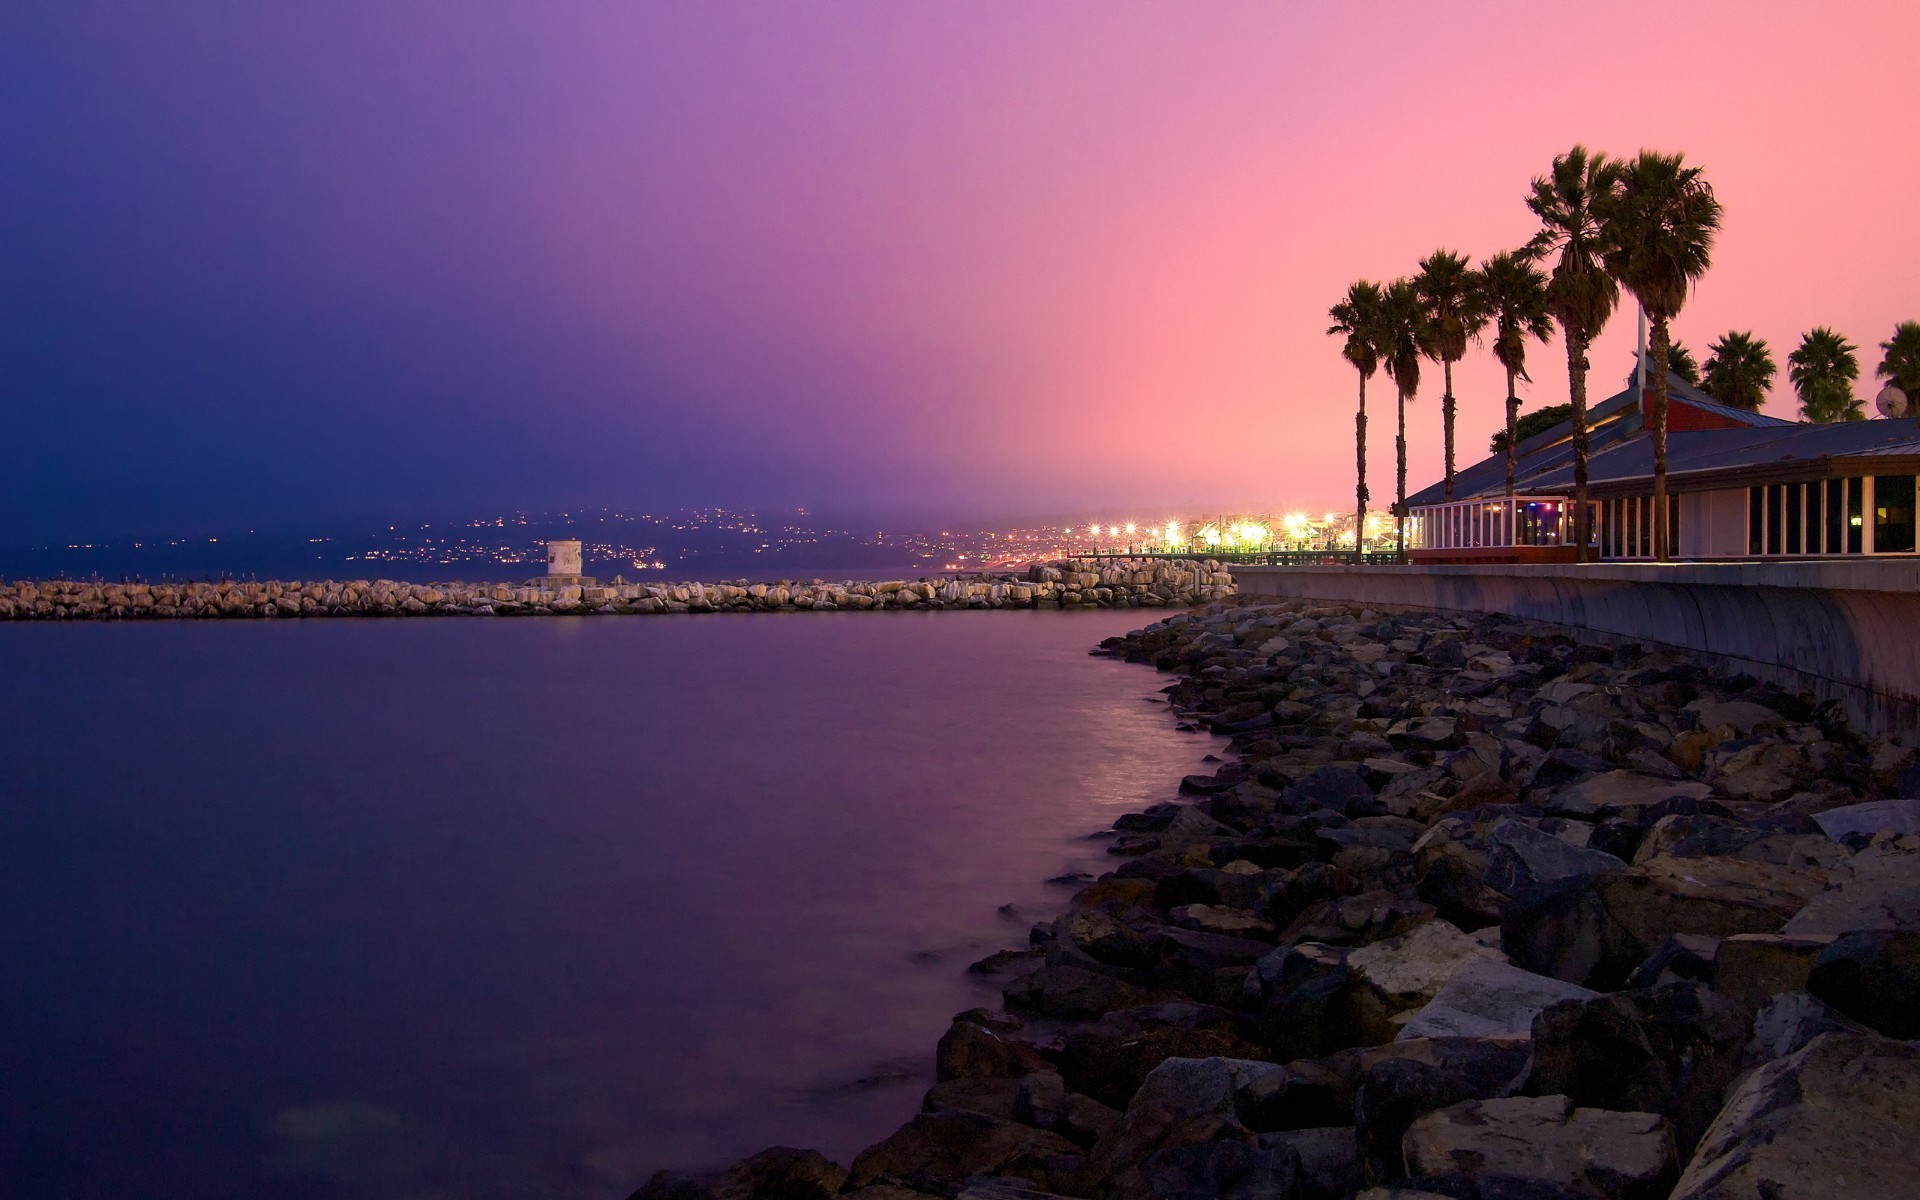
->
<box><xmin>1236</xmin><ymin>561</ymin><xmax>1920</xmax><ymax>745</ymax></box>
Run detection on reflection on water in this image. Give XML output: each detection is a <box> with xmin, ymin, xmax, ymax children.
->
<box><xmin>0</xmin><ymin>612</ymin><xmax>1218</xmax><ymax>1199</ymax></box>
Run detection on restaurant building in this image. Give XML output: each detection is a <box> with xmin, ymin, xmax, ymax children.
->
<box><xmin>1406</xmin><ymin>375</ymin><xmax>1920</xmax><ymax>562</ymax></box>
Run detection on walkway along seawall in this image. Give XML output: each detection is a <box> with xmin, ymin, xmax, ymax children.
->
<box><xmin>0</xmin><ymin>559</ymin><xmax>1236</xmax><ymax>620</ymax></box>
<box><xmin>1235</xmin><ymin>561</ymin><xmax>1920</xmax><ymax>747</ymax></box>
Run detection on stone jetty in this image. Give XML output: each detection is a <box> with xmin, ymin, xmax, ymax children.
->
<box><xmin>631</xmin><ymin>599</ymin><xmax>1920</xmax><ymax>1200</ymax></box>
<box><xmin>0</xmin><ymin>560</ymin><xmax>1235</xmax><ymax>620</ymax></box>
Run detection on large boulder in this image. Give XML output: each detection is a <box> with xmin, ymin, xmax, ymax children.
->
<box><xmin>1804</xmin><ymin>929</ymin><xmax>1920</xmax><ymax>1038</ymax></box>
<box><xmin>1813</xmin><ymin>798</ymin><xmax>1920</xmax><ymax>839</ymax></box>
<box><xmin>1060</xmin><ymin>1003</ymin><xmax>1269</xmax><ymax>1110</ymax></box>
<box><xmin>1397</xmin><ymin>959</ymin><xmax>1598</xmax><ymax>1040</ymax></box>
<box><xmin>1709</xmin><ymin>933</ymin><xmax>1832</xmax><ymax>1013</ymax></box>
<box><xmin>1781</xmin><ymin>839</ymin><xmax>1920</xmax><ymax>936</ymax></box>
<box><xmin>1402</xmin><ymin>1095</ymin><xmax>1677</xmax><ymax>1200</ymax></box>
<box><xmin>1483</xmin><ymin>821</ymin><xmax>1628</xmax><ymax>895</ymax></box>
<box><xmin>1521</xmin><ymin>983</ymin><xmax>1749</xmax><ymax>1154</ymax></box>
<box><xmin>845</xmin><ymin>1110</ymin><xmax>1082</xmax><ymax>1194</ymax></box>
<box><xmin>1670</xmin><ymin>1033</ymin><xmax>1920</xmax><ymax>1200</ymax></box>
<box><xmin>1341</xmin><ymin>920</ymin><xmax>1508</xmax><ymax>1043</ymax></box>
<box><xmin>1503</xmin><ymin>857</ymin><xmax>1827</xmax><ymax>989</ymax></box>
<box><xmin>1543</xmin><ymin>771</ymin><xmax>1711</xmax><ymax>819</ymax></box>
<box><xmin>1003</xmin><ymin>964</ymin><xmax>1150</xmax><ymax>1019</ymax></box>
<box><xmin>1352</xmin><ymin>1039</ymin><xmax>1533</xmax><ymax>1185</ymax></box>
<box><xmin>1260</xmin><ymin>1127</ymin><xmax>1360</xmax><ymax>1200</ymax></box>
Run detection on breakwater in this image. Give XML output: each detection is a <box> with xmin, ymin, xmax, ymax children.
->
<box><xmin>632</xmin><ymin>597</ymin><xmax>1920</xmax><ymax>1200</ymax></box>
<box><xmin>0</xmin><ymin>559</ymin><xmax>1235</xmax><ymax>620</ymax></box>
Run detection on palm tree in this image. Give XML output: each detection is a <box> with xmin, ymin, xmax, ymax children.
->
<box><xmin>1413</xmin><ymin>251</ymin><xmax>1487</xmax><ymax>500</ymax></box>
<box><xmin>1878</xmin><ymin>320</ymin><xmax>1920</xmax><ymax>403</ymax></box>
<box><xmin>1632</xmin><ymin>340</ymin><xmax>1700</xmax><ymax>387</ymax></box>
<box><xmin>1328</xmin><ymin>281</ymin><xmax>1386</xmax><ymax>555</ymax></box>
<box><xmin>1526</xmin><ymin>146</ymin><xmax>1623</xmax><ymax>562</ymax></box>
<box><xmin>1471</xmin><ymin>251</ymin><xmax>1553</xmax><ymax>497</ymax></box>
<box><xmin>1600</xmin><ymin>149</ymin><xmax>1723</xmax><ymax>560</ymax></box>
<box><xmin>1789</xmin><ymin>327</ymin><xmax>1864</xmax><ymax>422</ymax></box>
<box><xmin>1377</xmin><ymin>279</ymin><xmax>1436</xmax><ymax>559</ymax></box>
<box><xmin>1701</xmin><ymin>331</ymin><xmax>1776</xmax><ymax>412</ymax></box>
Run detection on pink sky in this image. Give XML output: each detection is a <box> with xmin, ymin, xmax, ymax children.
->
<box><xmin>7</xmin><ymin>1</ymin><xmax>1918</xmax><ymax>533</ymax></box>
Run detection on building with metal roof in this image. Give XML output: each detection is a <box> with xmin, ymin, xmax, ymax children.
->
<box><xmin>1406</xmin><ymin>375</ymin><xmax>1920</xmax><ymax>563</ymax></box>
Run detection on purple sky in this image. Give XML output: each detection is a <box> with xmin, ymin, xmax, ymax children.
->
<box><xmin>5</xmin><ymin>2</ymin><xmax>1917</xmax><ymax>541</ymax></box>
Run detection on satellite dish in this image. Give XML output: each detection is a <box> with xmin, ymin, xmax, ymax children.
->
<box><xmin>1877</xmin><ymin>384</ymin><xmax>1912</xmax><ymax>419</ymax></box>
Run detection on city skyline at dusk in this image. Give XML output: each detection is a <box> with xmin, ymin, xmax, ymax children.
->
<box><xmin>6</xmin><ymin>2</ymin><xmax>1917</xmax><ymax>545</ymax></box>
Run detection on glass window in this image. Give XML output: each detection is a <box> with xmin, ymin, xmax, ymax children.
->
<box><xmin>1637</xmin><ymin>497</ymin><xmax>1651</xmax><ymax>557</ymax></box>
<box><xmin>1748</xmin><ymin>487</ymin><xmax>1764</xmax><ymax>555</ymax></box>
<box><xmin>1874</xmin><ymin>475</ymin><xmax>1916</xmax><ymax>554</ymax></box>
<box><xmin>1786</xmin><ymin>483</ymin><xmax>1804</xmax><ymax>554</ymax></box>
<box><xmin>1825</xmin><ymin>479</ymin><xmax>1843</xmax><ymax>553</ymax></box>
<box><xmin>1766</xmin><ymin>485</ymin><xmax>1783</xmax><ymax>554</ymax></box>
<box><xmin>1849</xmin><ymin>478</ymin><xmax>1865</xmax><ymax>553</ymax></box>
<box><xmin>1669</xmin><ymin>496</ymin><xmax>1680</xmax><ymax>557</ymax></box>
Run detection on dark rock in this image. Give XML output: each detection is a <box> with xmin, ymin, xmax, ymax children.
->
<box><xmin>1623</xmin><ymin>933</ymin><xmax>1721</xmax><ymax>990</ymax></box>
<box><xmin>927</xmin><ymin>1078</ymin><xmax>1024</xmax><ymax>1121</ymax></box>
<box><xmin>1522</xmin><ymin>982</ymin><xmax>1749</xmax><ymax>1154</ymax></box>
<box><xmin>937</xmin><ymin>1013</ymin><xmax>1052</xmax><ymax>1081</ymax></box>
<box><xmin>1003</xmin><ymin>964</ymin><xmax>1150</xmax><ymax>1019</ymax></box>
<box><xmin>1278</xmin><ymin>766</ymin><xmax>1379</xmax><ymax>818</ymax></box>
<box><xmin>1246</xmin><ymin>944</ymin><xmax>1359</xmax><ymax>1061</ymax></box>
<box><xmin>1710</xmin><ymin>933</ymin><xmax>1831</xmax><ymax>1013</ymax></box>
<box><xmin>1138</xmin><ymin>1140</ymin><xmax>1301</xmax><ymax>1200</ymax></box>
<box><xmin>1403</xmin><ymin>1096</ymin><xmax>1677</xmax><ymax>1200</ymax></box>
<box><xmin>1060</xmin><ymin>1003</ymin><xmax>1269</xmax><ymax>1110</ymax></box>
<box><xmin>1805</xmin><ymin>929</ymin><xmax>1920</xmax><ymax>1038</ymax></box>
<box><xmin>1483</xmin><ymin>821</ymin><xmax>1627</xmax><ymax>895</ymax></box>
<box><xmin>1671</xmin><ymin>1033</ymin><xmax>1920</xmax><ymax>1200</ymax></box>
<box><xmin>846</xmin><ymin>1110</ymin><xmax>1082</xmax><ymax>1193</ymax></box>
<box><xmin>626</xmin><ymin>1147</ymin><xmax>849</xmax><ymax>1200</ymax></box>
<box><xmin>1280</xmin><ymin>890</ymin><xmax>1436</xmax><ymax>949</ymax></box>
<box><xmin>1353</xmin><ymin>1041</ymin><xmax>1533</xmax><ymax>1185</ymax></box>
<box><xmin>1525</xmin><ymin>749</ymin><xmax>1612</xmax><ymax>790</ymax></box>
<box><xmin>1741</xmin><ymin>991</ymin><xmax>1875</xmax><ymax>1066</ymax></box>
<box><xmin>1258</xmin><ymin>1126</ymin><xmax>1359</xmax><ymax>1200</ymax></box>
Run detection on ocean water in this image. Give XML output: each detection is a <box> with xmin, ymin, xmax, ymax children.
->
<box><xmin>0</xmin><ymin>612</ymin><xmax>1217</xmax><ymax>1200</ymax></box>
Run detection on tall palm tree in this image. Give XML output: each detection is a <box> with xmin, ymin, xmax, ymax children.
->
<box><xmin>1413</xmin><ymin>250</ymin><xmax>1487</xmax><ymax>500</ymax></box>
<box><xmin>1526</xmin><ymin>146</ymin><xmax>1623</xmax><ymax>562</ymax></box>
<box><xmin>1789</xmin><ymin>327</ymin><xmax>1864</xmax><ymax>422</ymax></box>
<box><xmin>1600</xmin><ymin>149</ymin><xmax>1723</xmax><ymax>560</ymax></box>
<box><xmin>1377</xmin><ymin>279</ymin><xmax>1436</xmax><ymax>559</ymax></box>
<box><xmin>1701</xmin><ymin>331</ymin><xmax>1776</xmax><ymax>412</ymax></box>
<box><xmin>1878</xmin><ymin>320</ymin><xmax>1920</xmax><ymax>403</ymax></box>
<box><xmin>1328</xmin><ymin>281</ymin><xmax>1386</xmax><ymax>555</ymax></box>
<box><xmin>1471</xmin><ymin>251</ymin><xmax>1553</xmax><ymax>497</ymax></box>
<box><xmin>1632</xmin><ymin>340</ymin><xmax>1700</xmax><ymax>387</ymax></box>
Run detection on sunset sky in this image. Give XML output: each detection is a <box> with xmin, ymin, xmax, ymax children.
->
<box><xmin>5</xmin><ymin>1</ymin><xmax>1917</xmax><ymax>540</ymax></box>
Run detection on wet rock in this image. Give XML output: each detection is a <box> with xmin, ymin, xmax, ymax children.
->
<box><xmin>1012</xmin><ymin>1072</ymin><xmax>1069</xmax><ymax>1132</ymax></box>
<box><xmin>927</xmin><ymin>1078</ymin><xmax>1024</xmax><ymax>1121</ymax></box>
<box><xmin>1136</xmin><ymin>1140</ymin><xmax>1301</xmax><ymax>1200</ymax></box>
<box><xmin>1003</xmin><ymin>964</ymin><xmax>1149</xmax><ymax>1019</ymax></box>
<box><xmin>1402</xmin><ymin>1095</ymin><xmax>1677</xmax><ymax>1200</ymax></box>
<box><xmin>1397</xmin><ymin>959</ymin><xmax>1597</xmax><ymax>1040</ymax></box>
<box><xmin>846</xmin><ymin>1110</ymin><xmax>1083</xmax><ymax>1194</ymax></box>
<box><xmin>1521</xmin><ymin>983</ymin><xmax>1748</xmax><ymax>1154</ymax></box>
<box><xmin>1671</xmin><ymin>1033</ymin><xmax>1920</xmax><ymax>1200</ymax></box>
<box><xmin>1247</xmin><ymin>943</ymin><xmax>1360</xmax><ymax>1060</ymax></box>
<box><xmin>627</xmin><ymin>1147</ymin><xmax>850</xmax><ymax>1200</ymax></box>
<box><xmin>1060</xmin><ymin>1003</ymin><xmax>1268</xmax><ymax>1110</ymax></box>
<box><xmin>937</xmin><ymin>1013</ymin><xmax>1052</xmax><ymax>1081</ymax></box>
<box><xmin>1804</xmin><ymin>929</ymin><xmax>1920</xmax><ymax>1038</ymax></box>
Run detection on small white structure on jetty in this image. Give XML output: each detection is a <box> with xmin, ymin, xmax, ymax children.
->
<box><xmin>539</xmin><ymin>539</ymin><xmax>593</xmax><ymax>586</ymax></box>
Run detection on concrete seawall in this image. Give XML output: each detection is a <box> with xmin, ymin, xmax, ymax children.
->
<box><xmin>1236</xmin><ymin>561</ymin><xmax>1920</xmax><ymax>745</ymax></box>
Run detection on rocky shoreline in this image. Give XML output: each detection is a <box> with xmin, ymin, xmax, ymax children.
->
<box><xmin>632</xmin><ymin>599</ymin><xmax>1920</xmax><ymax>1200</ymax></box>
<box><xmin>0</xmin><ymin>560</ymin><xmax>1233</xmax><ymax>620</ymax></box>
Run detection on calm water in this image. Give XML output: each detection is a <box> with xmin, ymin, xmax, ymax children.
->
<box><xmin>0</xmin><ymin>613</ymin><xmax>1214</xmax><ymax>1200</ymax></box>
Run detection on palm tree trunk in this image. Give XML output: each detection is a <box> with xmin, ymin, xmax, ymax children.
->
<box><xmin>1504</xmin><ymin>366</ymin><xmax>1519</xmax><ymax>497</ymax></box>
<box><xmin>1568</xmin><ymin>333</ymin><xmax>1591</xmax><ymax>563</ymax></box>
<box><xmin>1651</xmin><ymin>314</ymin><xmax>1672</xmax><ymax>560</ymax></box>
<box><xmin>1442</xmin><ymin>358</ymin><xmax>1456</xmax><ymax>501</ymax></box>
<box><xmin>1396</xmin><ymin>386</ymin><xmax>1408</xmax><ymax>561</ymax></box>
<box><xmin>1355</xmin><ymin>374</ymin><xmax>1369</xmax><ymax>559</ymax></box>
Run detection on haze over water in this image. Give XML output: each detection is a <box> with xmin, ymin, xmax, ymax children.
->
<box><xmin>0</xmin><ymin>612</ymin><xmax>1216</xmax><ymax>1200</ymax></box>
